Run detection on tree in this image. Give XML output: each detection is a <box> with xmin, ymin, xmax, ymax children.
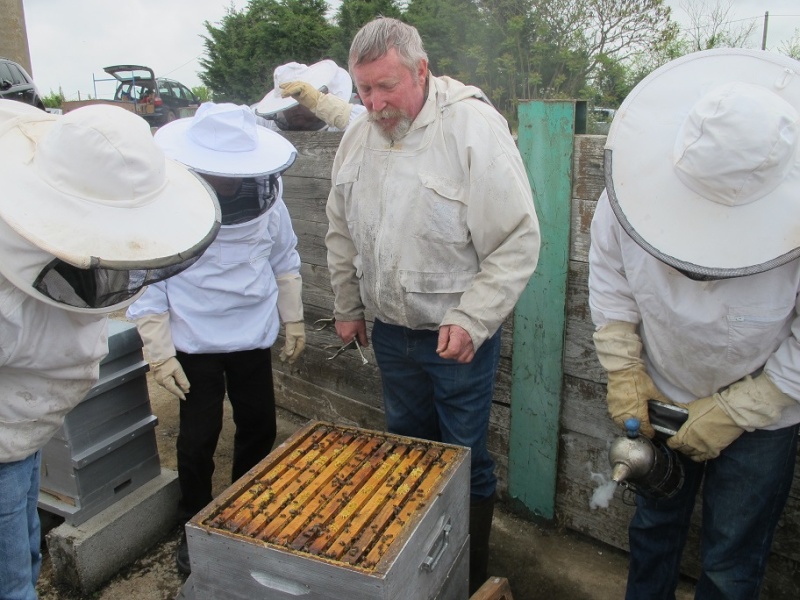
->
<box><xmin>537</xmin><ymin>0</ymin><xmax>674</xmax><ymax>87</ymax></box>
<box><xmin>405</xmin><ymin>0</ymin><xmax>486</xmax><ymax>85</ymax></box>
<box><xmin>199</xmin><ymin>0</ymin><xmax>334</xmax><ymax>104</ymax></box>
<box><xmin>587</xmin><ymin>53</ymin><xmax>634</xmax><ymax>108</ymax></box>
<box><xmin>192</xmin><ymin>86</ymin><xmax>213</xmax><ymax>102</ymax></box>
<box><xmin>680</xmin><ymin>0</ymin><xmax>757</xmax><ymax>51</ymax></box>
<box><xmin>41</xmin><ymin>88</ymin><xmax>65</xmax><ymax>109</ymax></box>
<box><xmin>468</xmin><ymin>0</ymin><xmax>674</xmax><ymax>120</ymax></box>
<box><xmin>779</xmin><ymin>29</ymin><xmax>800</xmax><ymax>61</ymax></box>
<box><xmin>331</xmin><ymin>0</ymin><xmax>403</xmax><ymax>66</ymax></box>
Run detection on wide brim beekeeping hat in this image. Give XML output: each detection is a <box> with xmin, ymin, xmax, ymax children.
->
<box><xmin>0</xmin><ymin>100</ymin><xmax>220</xmax><ymax>270</ymax></box>
<box><xmin>255</xmin><ymin>59</ymin><xmax>352</xmax><ymax>117</ymax></box>
<box><xmin>604</xmin><ymin>48</ymin><xmax>800</xmax><ymax>277</ymax></box>
<box><xmin>154</xmin><ymin>102</ymin><xmax>297</xmax><ymax>177</ymax></box>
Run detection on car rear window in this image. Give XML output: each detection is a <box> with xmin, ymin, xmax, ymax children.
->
<box><xmin>7</xmin><ymin>63</ymin><xmax>29</xmax><ymax>85</ymax></box>
<box><xmin>0</xmin><ymin>63</ymin><xmax>13</xmax><ymax>83</ymax></box>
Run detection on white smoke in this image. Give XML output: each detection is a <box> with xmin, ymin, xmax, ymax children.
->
<box><xmin>588</xmin><ymin>464</ymin><xmax>618</xmax><ymax>510</ymax></box>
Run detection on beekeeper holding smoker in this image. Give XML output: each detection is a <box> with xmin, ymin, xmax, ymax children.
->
<box><xmin>589</xmin><ymin>49</ymin><xmax>800</xmax><ymax>598</ymax></box>
<box><xmin>0</xmin><ymin>100</ymin><xmax>220</xmax><ymax>599</ymax></box>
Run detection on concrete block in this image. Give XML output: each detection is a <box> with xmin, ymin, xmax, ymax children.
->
<box><xmin>45</xmin><ymin>469</ymin><xmax>179</xmax><ymax>595</ymax></box>
<box><xmin>176</xmin><ymin>574</ymin><xmax>195</xmax><ymax>599</ymax></box>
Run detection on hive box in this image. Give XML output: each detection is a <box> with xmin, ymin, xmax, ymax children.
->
<box><xmin>39</xmin><ymin>320</ymin><xmax>160</xmax><ymax>525</ymax></box>
<box><xmin>186</xmin><ymin>421</ymin><xmax>471</xmax><ymax>600</ymax></box>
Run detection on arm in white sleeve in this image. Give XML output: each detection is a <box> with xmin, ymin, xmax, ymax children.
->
<box><xmin>588</xmin><ymin>190</ymin><xmax>642</xmax><ymax>328</ymax></box>
<box><xmin>326</xmin><ymin>165</ymin><xmax>366</xmax><ymax>322</ymax></box>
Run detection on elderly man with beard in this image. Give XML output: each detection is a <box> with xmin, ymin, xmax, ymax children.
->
<box><xmin>324</xmin><ymin>17</ymin><xmax>540</xmax><ymax>594</ymax></box>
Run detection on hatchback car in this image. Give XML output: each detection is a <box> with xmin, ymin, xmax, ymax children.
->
<box><xmin>105</xmin><ymin>65</ymin><xmax>199</xmax><ymax>127</ymax></box>
<box><xmin>0</xmin><ymin>57</ymin><xmax>45</xmax><ymax>110</ymax></box>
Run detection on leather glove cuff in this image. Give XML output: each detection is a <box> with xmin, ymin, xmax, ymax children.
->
<box><xmin>276</xmin><ymin>273</ymin><xmax>304</xmax><ymax>323</ymax></box>
<box><xmin>716</xmin><ymin>372</ymin><xmax>795</xmax><ymax>431</ymax></box>
<box><xmin>134</xmin><ymin>312</ymin><xmax>176</xmax><ymax>364</ymax></box>
<box><xmin>593</xmin><ymin>321</ymin><xmax>643</xmax><ymax>372</ymax></box>
<box><xmin>313</xmin><ymin>94</ymin><xmax>353</xmax><ymax>130</ymax></box>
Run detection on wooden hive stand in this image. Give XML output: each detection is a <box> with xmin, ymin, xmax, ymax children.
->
<box><xmin>470</xmin><ymin>576</ymin><xmax>514</xmax><ymax>600</ymax></box>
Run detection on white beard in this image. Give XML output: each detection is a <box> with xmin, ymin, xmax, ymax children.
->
<box><xmin>369</xmin><ymin>112</ymin><xmax>413</xmax><ymax>142</ymax></box>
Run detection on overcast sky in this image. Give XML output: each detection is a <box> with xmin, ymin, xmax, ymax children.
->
<box><xmin>21</xmin><ymin>0</ymin><xmax>800</xmax><ymax>102</ymax></box>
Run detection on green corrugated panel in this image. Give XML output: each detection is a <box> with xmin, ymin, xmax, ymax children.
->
<box><xmin>509</xmin><ymin>100</ymin><xmax>578</xmax><ymax>518</ymax></box>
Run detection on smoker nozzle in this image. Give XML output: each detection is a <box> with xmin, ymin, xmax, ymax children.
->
<box><xmin>611</xmin><ymin>462</ymin><xmax>632</xmax><ymax>485</ymax></box>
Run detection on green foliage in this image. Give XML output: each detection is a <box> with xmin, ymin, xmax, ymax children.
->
<box><xmin>405</xmin><ymin>0</ymin><xmax>484</xmax><ymax>84</ymax></box>
<box><xmin>196</xmin><ymin>0</ymin><xmax>685</xmax><ymax>121</ymax></box>
<box><xmin>192</xmin><ymin>86</ymin><xmax>213</xmax><ymax>102</ymax></box>
<box><xmin>331</xmin><ymin>0</ymin><xmax>403</xmax><ymax>66</ymax></box>
<box><xmin>200</xmin><ymin>0</ymin><xmax>334</xmax><ymax>104</ymax></box>
<box><xmin>779</xmin><ymin>29</ymin><xmax>800</xmax><ymax>60</ymax></box>
<box><xmin>41</xmin><ymin>88</ymin><xmax>65</xmax><ymax>109</ymax></box>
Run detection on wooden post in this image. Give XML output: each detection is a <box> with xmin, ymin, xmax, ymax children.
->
<box><xmin>508</xmin><ymin>100</ymin><xmax>580</xmax><ymax>518</ymax></box>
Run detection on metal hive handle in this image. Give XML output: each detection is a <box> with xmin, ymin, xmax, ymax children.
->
<box><xmin>421</xmin><ymin>518</ymin><xmax>452</xmax><ymax>573</ymax></box>
<box><xmin>250</xmin><ymin>571</ymin><xmax>311</xmax><ymax>595</ymax></box>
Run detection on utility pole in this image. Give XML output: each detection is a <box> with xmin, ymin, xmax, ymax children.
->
<box><xmin>762</xmin><ymin>11</ymin><xmax>769</xmax><ymax>51</ymax></box>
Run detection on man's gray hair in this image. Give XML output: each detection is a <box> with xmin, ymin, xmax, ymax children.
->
<box><xmin>348</xmin><ymin>17</ymin><xmax>428</xmax><ymax>74</ymax></box>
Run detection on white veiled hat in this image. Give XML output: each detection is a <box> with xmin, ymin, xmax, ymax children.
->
<box><xmin>0</xmin><ymin>100</ymin><xmax>219</xmax><ymax>270</ymax></box>
<box><xmin>255</xmin><ymin>59</ymin><xmax>353</xmax><ymax>117</ymax></box>
<box><xmin>0</xmin><ymin>99</ymin><xmax>221</xmax><ymax>312</ymax></box>
<box><xmin>605</xmin><ymin>49</ymin><xmax>800</xmax><ymax>277</ymax></box>
<box><xmin>155</xmin><ymin>102</ymin><xmax>296</xmax><ymax>177</ymax></box>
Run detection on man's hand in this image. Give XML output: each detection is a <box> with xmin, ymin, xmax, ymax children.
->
<box><xmin>152</xmin><ymin>357</ymin><xmax>190</xmax><ymax>401</ymax></box>
<box><xmin>335</xmin><ymin>319</ymin><xmax>369</xmax><ymax>347</ymax></box>
<box><xmin>437</xmin><ymin>325</ymin><xmax>475</xmax><ymax>363</ymax></box>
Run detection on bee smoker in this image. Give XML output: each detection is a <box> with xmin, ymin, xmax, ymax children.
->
<box><xmin>607</xmin><ymin>401</ymin><xmax>688</xmax><ymax>499</ymax></box>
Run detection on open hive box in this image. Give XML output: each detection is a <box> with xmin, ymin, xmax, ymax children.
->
<box><xmin>186</xmin><ymin>421</ymin><xmax>470</xmax><ymax>599</ymax></box>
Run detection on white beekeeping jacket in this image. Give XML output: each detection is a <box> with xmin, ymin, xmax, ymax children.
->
<box><xmin>589</xmin><ymin>190</ymin><xmax>800</xmax><ymax>429</ymax></box>
<box><xmin>0</xmin><ymin>276</ymin><xmax>107</xmax><ymax>461</ymax></box>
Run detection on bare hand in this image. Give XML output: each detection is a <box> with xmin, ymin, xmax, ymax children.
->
<box><xmin>436</xmin><ymin>325</ymin><xmax>475</xmax><ymax>363</ymax></box>
<box><xmin>335</xmin><ymin>319</ymin><xmax>369</xmax><ymax>348</ymax></box>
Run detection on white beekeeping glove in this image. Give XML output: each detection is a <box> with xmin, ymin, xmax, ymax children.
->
<box><xmin>280</xmin><ymin>81</ymin><xmax>353</xmax><ymax>130</ymax></box>
<box><xmin>134</xmin><ymin>312</ymin><xmax>190</xmax><ymax>400</ymax></box>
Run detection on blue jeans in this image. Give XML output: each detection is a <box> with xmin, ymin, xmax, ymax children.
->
<box><xmin>371</xmin><ymin>320</ymin><xmax>501</xmax><ymax>502</ymax></box>
<box><xmin>626</xmin><ymin>424</ymin><xmax>798</xmax><ymax>600</ymax></box>
<box><xmin>0</xmin><ymin>451</ymin><xmax>42</xmax><ymax>600</ymax></box>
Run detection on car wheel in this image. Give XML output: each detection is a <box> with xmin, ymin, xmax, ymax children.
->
<box><xmin>166</xmin><ymin>110</ymin><xmax>177</xmax><ymax>123</ymax></box>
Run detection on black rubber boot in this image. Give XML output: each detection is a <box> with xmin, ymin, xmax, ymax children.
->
<box><xmin>468</xmin><ymin>494</ymin><xmax>495</xmax><ymax>595</ymax></box>
<box><xmin>176</xmin><ymin>530</ymin><xmax>191</xmax><ymax>575</ymax></box>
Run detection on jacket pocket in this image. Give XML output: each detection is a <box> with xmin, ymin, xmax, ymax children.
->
<box><xmin>399</xmin><ymin>270</ymin><xmax>475</xmax><ymax>294</ymax></box>
<box><xmin>335</xmin><ymin>164</ymin><xmax>361</xmax><ymax>223</ymax></box>
<box><xmin>727</xmin><ymin>306</ymin><xmax>791</xmax><ymax>364</ymax></box>
<box><xmin>416</xmin><ymin>172</ymin><xmax>469</xmax><ymax>245</ymax></box>
<box><xmin>218</xmin><ymin>240</ymin><xmax>259</xmax><ymax>266</ymax></box>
